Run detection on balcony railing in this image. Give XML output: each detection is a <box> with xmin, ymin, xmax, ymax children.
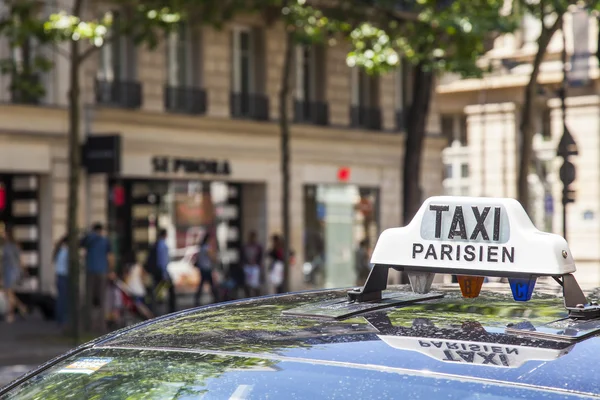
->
<box><xmin>96</xmin><ymin>79</ymin><xmax>142</xmax><ymax>109</ymax></box>
<box><xmin>350</xmin><ymin>106</ymin><xmax>382</xmax><ymax>131</ymax></box>
<box><xmin>230</xmin><ymin>92</ymin><xmax>269</xmax><ymax>121</ymax></box>
<box><xmin>164</xmin><ymin>86</ymin><xmax>207</xmax><ymax>115</ymax></box>
<box><xmin>293</xmin><ymin>100</ymin><xmax>329</xmax><ymax>126</ymax></box>
<box><xmin>10</xmin><ymin>73</ymin><xmax>41</xmax><ymax>105</ymax></box>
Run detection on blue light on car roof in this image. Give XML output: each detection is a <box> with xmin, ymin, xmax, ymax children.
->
<box><xmin>508</xmin><ymin>277</ymin><xmax>537</xmax><ymax>302</ymax></box>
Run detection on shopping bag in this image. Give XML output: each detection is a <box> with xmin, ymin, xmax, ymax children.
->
<box><xmin>269</xmin><ymin>261</ymin><xmax>284</xmax><ymax>287</ymax></box>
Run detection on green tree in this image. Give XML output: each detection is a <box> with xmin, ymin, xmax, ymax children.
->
<box><xmin>347</xmin><ymin>0</ymin><xmax>516</xmax><ymax>224</ymax></box>
<box><xmin>0</xmin><ymin>0</ymin><xmax>271</xmax><ymax>342</ymax></box>
<box><xmin>0</xmin><ymin>0</ymin><xmax>184</xmax><ymax>344</ymax></box>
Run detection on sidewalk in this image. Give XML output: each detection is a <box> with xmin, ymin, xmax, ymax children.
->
<box><xmin>0</xmin><ymin>311</ymin><xmax>72</xmax><ymax>387</ymax></box>
<box><xmin>0</xmin><ymin>291</ymin><xmax>219</xmax><ymax>387</ymax></box>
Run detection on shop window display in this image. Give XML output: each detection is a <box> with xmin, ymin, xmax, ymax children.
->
<box><xmin>303</xmin><ymin>185</ymin><xmax>379</xmax><ymax>289</ymax></box>
<box><xmin>108</xmin><ymin>180</ymin><xmax>242</xmax><ymax>294</ymax></box>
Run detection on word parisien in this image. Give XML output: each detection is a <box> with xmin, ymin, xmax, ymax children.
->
<box><xmin>412</xmin><ymin>204</ymin><xmax>515</xmax><ymax>264</ymax></box>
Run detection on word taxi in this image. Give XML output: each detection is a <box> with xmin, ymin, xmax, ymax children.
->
<box><xmin>413</xmin><ymin>203</ymin><xmax>515</xmax><ymax>264</ymax></box>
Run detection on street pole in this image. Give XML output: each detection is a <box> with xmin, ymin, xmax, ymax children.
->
<box><xmin>557</xmin><ymin>22</ymin><xmax>578</xmax><ymax>242</ymax></box>
<box><xmin>561</xmin><ymin>26</ymin><xmax>567</xmax><ymax>241</ymax></box>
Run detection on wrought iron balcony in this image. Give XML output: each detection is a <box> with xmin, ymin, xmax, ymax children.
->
<box><xmin>350</xmin><ymin>106</ymin><xmax>382</xmax><ymax>131</ymax></box>
<box><xmin>164</xmin><ymin>86</ymin><xmax>207</xmax><ymax>115</ymax></box>
<box><xmin>95</xmin><ymin>79</ymin><xmax>142</xmax><ymax>109</ymax></box>
<box><xmin>294</xmin><ymin>100</ymin><xmax>329</xmax><ymax>126</ymax></box>
<box><xmin>230</xmin><ymin>92</ymin><xmax>269</xmax><ymax>121</ymax></box>
<box><xmin>10</xmin><ymin>73</ymin><xmax>41</xmax><ymax>105</ymax></box>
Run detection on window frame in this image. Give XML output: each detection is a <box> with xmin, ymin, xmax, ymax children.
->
<box><xmin>231</xmin><ymin>25</ymin><xmax>254</xmax><ymax>95</ymax></box>
<box><xmin>166</xmin><ymin>22</ymin><xmax>193</xmax><ymax>88</ymax></box>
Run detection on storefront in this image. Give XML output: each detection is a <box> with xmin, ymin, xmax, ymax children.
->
<box><xmin>107</xmin><ymin>178</ymin><xmax>243</xmax><ymax>292</ymax></box>
<box><xmin>303</xmin><ymin>184</ymin><xmax>379</xmax><ymax>288</ymax></box>
<box><xmin>0</xmin><ymin>174</ymin><xmax>41</xmax><ymax>278</ymax></box>
<box><xmin>84</xmin><ymin>108</ymin><xmax>445</xmax><ymax>293</ymax></box>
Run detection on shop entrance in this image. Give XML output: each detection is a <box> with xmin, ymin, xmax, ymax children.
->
<box><xmin>108</xmin><ymin>179</ymin><xmax>243</xmax><ymax>293</ymax></box>
<box><xmin>303</xmin><ymin>184</ymin><xmax>379</xmax><ymax>289</ymax></box>
<box><xmin>0</xmin><ymin>174</ymin><xmax>40</xmax><ymax>279</ymax></box>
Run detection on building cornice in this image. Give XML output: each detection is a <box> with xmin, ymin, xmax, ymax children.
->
<box><xmin>0</xmin><ymin>104</ymin><xmax>411</xmax><ymax>147</ymax></box>
<box><xmin>437</xmin><ymin>68</ymin><xmax>600</xmax><ymax>95</ymax></box>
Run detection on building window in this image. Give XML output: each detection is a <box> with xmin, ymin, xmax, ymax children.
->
<box><xmin>441</xmin><ymin>115</ymin><xmax>454</xmax><ymax>145</ymax></box>
<box><xmin>459</xmin><ymin>115</ymin><xmax>468</xmax><ymax>146</ymax></box>
<box><xmin>9</xmin><ymin>35</ymin><xmax>41</xmax><ymax>105</ymax></box>
<box><xmin>303</xmin><ymin>185</ymin><xmax>379</xmax><ymax>288</ymax></box>
<box><xmin>444</xmin><ymin>164</ymin><xmax>453</xmax><ymax>179</ymax></box>
<box><xmin>95</xmin><ymin>11</ymin><xmax>142</xmax><ymax>108</ymax></box>
<box><xmin>108</xmin><ymin>179</ymin><xmax>243</xmax><ymax>294</ymax></box>
<box><xmin>230</xmin><ymin>27</ymin><xmax>268</xmax><ymax>120</ymax></box>
<box><xmin>97</xmin><ymin>11</ymin><xmax>136</xmax><ymax>83</ymax></box>
<box><xmin>461</xmin><ymin>163</ymin><xmax>469</xmax><ymax>178</ymax></box>
<box><xmin>350</xmin><ymin>69</ymin><xmax>381</xmax><ymax>130</ymax></box>
<box><xmin>541</xmin><ymin>108</ymin><xmax>551</xmax><ymax>140</ymax></box>
<box><xmin>441</xmin><ymin>114</ymin><xmax>468</xmax><ymax>146</ymax></box>
<box><xmin>166</xmin><ymin>24</ymin><xmax>189</xmax><ymax>88</ymax></box>
<box><xmin>232</xmin><ymin>28</ymin><xmax>253</xmax><ymax>97</ymax></box>
<box><xmin>164</xmin><ymin>23</ymin><xmax>206</xmax><ymax>114</ymax></box>
<box><xmin>294</xmin><ymin>45</ymin><xmax>328</xmax><ymax>125</ymax></box>
<box><xmin>395</xmin><ymin>58</ymin><xmax>413</xmax><ymax>131</ymax></box>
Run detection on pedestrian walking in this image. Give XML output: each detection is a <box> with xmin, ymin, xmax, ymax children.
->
<box><xmin>53</xmin><ymin>235</ymin><xmax>69</xmax><ymax>330</ymax></box>
<box><xmin>80</xmin><ymin>222</ymin><xmax>114</xmax><ymax>333</ymax></box>
<box><xmin>268</xmin><ymin>234</ymin><xmax>293</xmax><ymax>294</ymax></box>
<box><xmin>194</xmin><ymin>231</ymin><xmax>219</xmax><ymax>306</ymax></box>
<box><xmin>123</xmin><ymin>251</ymin><xmax>146</xmax><ymax>305</ymax></box>
<box><xmin>1</xmin><ymin>226</ymin><xmax>26</xmax><ymax>323</ymax></box>
<box><xmin>242</xmin><ymin>231</ymin><xmax>263</xmax><ymax>298</ymax></box>
<box><xmin>146</xmin><ymin>229</ymin><xmax>176</xmax><ymax>314</ymax></box>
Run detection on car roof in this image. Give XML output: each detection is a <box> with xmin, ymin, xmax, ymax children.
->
<box><xmin>91</xmin><ymin>284</ymin><xmax>600</xmax><ymax>396</ymax></box>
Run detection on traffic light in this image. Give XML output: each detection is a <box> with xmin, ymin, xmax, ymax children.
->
<box><xmin>562</xmin><ymin>188</ymin><xmax>576</xmax><ymax>205</ymax></box>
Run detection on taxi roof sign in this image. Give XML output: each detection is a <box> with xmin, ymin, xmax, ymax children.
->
<box><xmin>370</xmin><ymin>196</ymin><xmax>575</xmax><ymax>277</ymax></box>
<box><xmin>348</xmin><ymin>196</ymin><xmax>597</xmax><ymax>318</ymax></box>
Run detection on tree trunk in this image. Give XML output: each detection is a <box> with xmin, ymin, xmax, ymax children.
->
<box><xmin>517</xmin><ymin>17</ymin><xmax>562</xmax><ymax>214</ymax></box>
<box><xmin>279</xmin><ymin>31</ymin><xmax>294</xmax><ymax>292</ymax></box>
<box><xmin>67</xmin><ymin>0</ymin><xmax>83</xmax><ymax>345</ymax></box>
<box><xmin>399</xmin><ymin>63</ymin><xmax>433</xmax><ymax>284</ymax></box>
<box><xmin>403</xmin><ymin>63</ymin><xmax>433</xmax><ymax>225</ymax></box>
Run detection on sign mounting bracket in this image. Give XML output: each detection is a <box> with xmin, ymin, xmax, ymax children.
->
<box><xmin>347</xmin><ymin>264</ymin><xmax>390</xmax><ymax>302</ymax></box>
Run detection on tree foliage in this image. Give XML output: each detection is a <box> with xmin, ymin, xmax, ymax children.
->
<box><xmin>346</xmin><ymin>0</ymin><xmax>517</xmax><ymax>76</ymax></box>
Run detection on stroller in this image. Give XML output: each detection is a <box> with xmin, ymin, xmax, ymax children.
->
<box><xmin>108</xmin><ymin>279</ymin><xmax>155</xmax><ymax>329</ymax></box>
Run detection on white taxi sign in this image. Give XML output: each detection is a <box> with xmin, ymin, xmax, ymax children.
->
<box><xmin>370</xmin><ymin>196</ymin><xmax>575</xmax><ymax>276</ymax></box>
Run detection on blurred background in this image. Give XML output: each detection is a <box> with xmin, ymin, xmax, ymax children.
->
<box><xmin>0</xmin><ymin>0</ymin><xmax>597</xmax><ymax>383</ymax></box>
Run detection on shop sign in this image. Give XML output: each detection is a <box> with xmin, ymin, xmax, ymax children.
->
<box><xmin>82</xmin><ymin>134</ymin><xmax>121</xmax><ymax>174</ymax></box>
<box><xmin>152</xmin><ymin>156</ymin><xmax>231</xmax><ymax>176</ymax></box>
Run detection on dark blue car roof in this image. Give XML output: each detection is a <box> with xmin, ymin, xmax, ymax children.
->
<box><xmin>4</xmin><ymin>285</ymin><xmax>600</xmax><ymax>398</ymax></box>
<box><xmin>99</xmin><ymin>286</ymin><xmax>600</xmax><ymax>394</ymax></box>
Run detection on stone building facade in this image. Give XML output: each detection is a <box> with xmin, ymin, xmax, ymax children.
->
<box><xmin>0</xmin><ymin>7</ymin><xmax>445</xmax><ymax>294</ymax></box>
